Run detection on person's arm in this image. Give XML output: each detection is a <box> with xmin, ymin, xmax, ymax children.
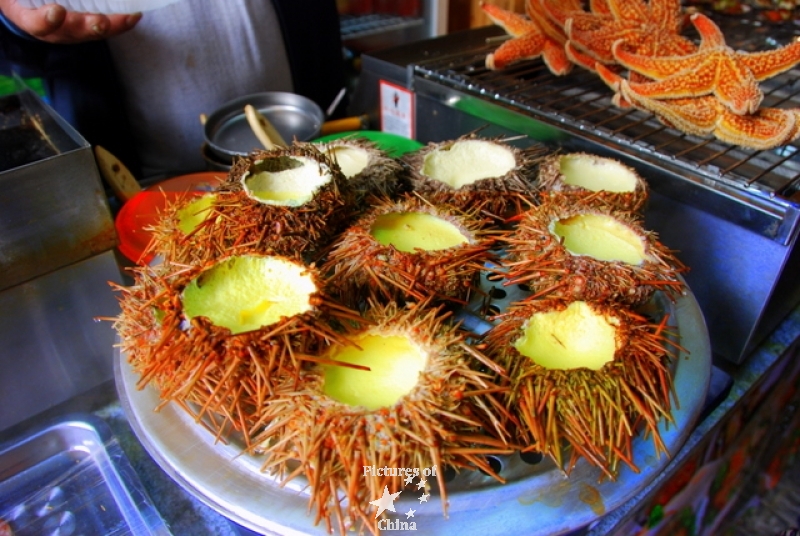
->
<box><xmin>0</xmin><ymin>0</ymin><xmax>140</xmax><ymax>43</ymax></box>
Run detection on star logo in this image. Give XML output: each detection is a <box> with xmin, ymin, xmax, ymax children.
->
<box><xmin>370</xmin><ymin>486</ymin><xmax>402</xmax><ymax>518</ymax></box>
<box><xmin>416</xmin><ymin>479</ymin><xmax>426</xmax><ymax>490</ymax></box>
<box><xmin>404</xmin><ymin>474</ymin><xmax>414</xmax><ymax>485</ymax></box>
<box><xmin>418</xmin><ymin>492</ymin><xmax>430</xmax><ymax>504</ymax></box>
<box><xmin>405</xmin><ymin>508</ymin><xmax>416</xmax><ymax>518</ymax></box>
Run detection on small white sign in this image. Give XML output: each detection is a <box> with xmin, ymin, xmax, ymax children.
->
<box><xmin>380</xmin><ymin>80</ymin><xmax>415</xmax><ymax>139</ymax></box>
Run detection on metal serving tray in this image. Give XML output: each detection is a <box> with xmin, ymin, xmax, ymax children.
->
<box><xmin>0</xmin><ymin>415</ymin><xmax>170</xmax><ymax>536</ymax></box>
<box><xmin>116</xmin><ymin>278</ymin><xmax>711</xmax><ymax>536</ymax></box>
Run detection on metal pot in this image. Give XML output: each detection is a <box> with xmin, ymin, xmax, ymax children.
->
<box><xmin>203</xmin><ymin>92</ymin><xmax>324</xmax><ymax>161</ymax></box>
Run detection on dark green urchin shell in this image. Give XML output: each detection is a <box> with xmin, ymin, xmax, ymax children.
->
<box><xmin>537</xmin><ymin>152</ymin><xmax>649</xmax><ymax>214</ymax></box>
<box><xmin>149</xmin><ymin>143</ymin><xmax>355</xmax><ymax>266</ymax></box>
<box><xmin>498</xmin><ymin>195</ymin><xmax>686</xmax><ymax>306</ymax></box>
<box><xmin>482</xmin><ymin>297</ymin><xmax>677</xmax><ymax>479</ymax></box>
<box><xmin>402</xmin><ymin>134</ymin><xmax>546</xmax><ymax>220</ymax></box>
<box><xmin>315</xmin><ymin>136</ymin><xmax>406</xmax><ymax>206</ymax></box>
<box><xmin>321</xmin><ymin>194</ymin><xmax>498</xmax><ymax>309</ymax></box>
<box><xmin>111</xmin><ymin>253</ymin><xmax>364</xmax><ymax>445</ymax></box>
<box><xmin>250</xmin><ymin>301</ymin><xmax>512</xmax><ymax>536</ymax></box>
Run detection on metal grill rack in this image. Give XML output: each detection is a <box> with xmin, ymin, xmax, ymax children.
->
<box><xmin>340</xmin><ymin>13</ymin><xmax>425</xmax><ymax>40</ymax></box>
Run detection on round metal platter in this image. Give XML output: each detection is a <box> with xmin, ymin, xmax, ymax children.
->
<box><xmin>116</xmin><ymin>281</ymin><xmax>711</xmax><ymax>536</ymax></box>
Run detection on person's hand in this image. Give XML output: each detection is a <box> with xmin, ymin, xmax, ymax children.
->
<box><xmin>0</xmin><ymin>0</ymin><xmax>141</xmax><ymax>43</ymax></box>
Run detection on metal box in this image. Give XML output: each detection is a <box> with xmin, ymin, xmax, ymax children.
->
<box><xmin>0</xmin><ymin>87</ymin><xmax>117</xmax><ymax>292</ymax></box>
<box><xmin>0</xmin><ymin>83</ymin><xmax>122</xmax><ymax>431</ymax></box>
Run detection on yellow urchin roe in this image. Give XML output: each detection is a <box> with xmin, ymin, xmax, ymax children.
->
<box><xmin>323</xmin><ymin>334</ymin><xmax>428</xmax><ymax>410</ymax></box>
<box><xmin>177</xmin><ymin>194</ymin><xmax>216</xmax><ymax>235</ymax></box>
<box><xmin>558</xmin><ymin>154</ymin><xmax>639</xmax><ymax>193</ymax></box>
<box><xmin>552</xmin><ymin>213</ymin><xmax>648</xmax><ymax>265</ymax></box>
<box><xmin>421</xmin><ymin>139</ymin><xmax>516</xmax><ymax>188</ymax></box>
<box><xmin>182</xmin><ymin>256</ymin><xmax>316</xmax><ymax>334</ymax></box>
<box><xmin>242</xmin><ymin>156</ymin><xmax>331</xmax><ymax>206</ymax></box>
<box><xmin>514</xmin><ymin>301</ymin><xmax>619</xmax><ymax>370</ymax></box>
<box><xmin>326</xmin><ymin>145</ymin><xmax>370</xmax><ymax>179</ymax></box>
<box><xmin>370</xmin><ymin>212</ymin><xmax>468</xmax><ymax>252</ymax></box>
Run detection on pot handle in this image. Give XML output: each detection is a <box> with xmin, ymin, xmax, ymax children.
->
<box><xmin>320</xmin><ymin>115</ymin><xmax>369</xmax><ymax>136</ymax></box>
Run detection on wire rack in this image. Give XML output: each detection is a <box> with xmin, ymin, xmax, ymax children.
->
<box><xmin>411</xmin><ymin>14</ymin><xmax>800</xmax><ymax>204</ymax></box>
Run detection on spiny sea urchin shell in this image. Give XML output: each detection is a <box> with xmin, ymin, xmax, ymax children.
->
<box><xmin>111</xmin><ymin>253</ymin><xmax>363</xmax><ymax>443</ymax></box>
<box><xmin>322</xmin><ymin>194</ymin><xmax>498</xmax><ymax>308</ymax></box>
<box><xmin>537</xmin><ymin>152</ymin><xmax>649</xmax><ymax>213</ymax></box>
<box><xmin>150</xmin><ymin>144</ymin><xmax>353</xmax><ymax>265</ymax></box>
<box><xmin>498</xmin><ymin>196</ymin><xmax>686</xmax><ymax>305</ymax></box>
<box><xmin>250</xmin><ymin>300</ymin><xmax>512</xmax><ymax>535</ymax></box>
<box><xmin>482</xmin><ymin>297</ymin><xmax>678</xmax><ymax>479</ymax></box>
<box><xmin>316</xmin><ymin>136</ymin><xmax>405</xmax><ymax>205</ymax></box>
<box><xmin>402</xmin><ymin>134</ymin><xmax>546</xmax><ymax>219</ymax></box>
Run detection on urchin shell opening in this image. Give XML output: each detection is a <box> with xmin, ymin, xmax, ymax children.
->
<box><xmin>176</xmin><ymin>193</ymin><xmax>216</xmax><ymax>235</ymax></box>
<box><xmin>421</xmin><ymin>139</ymin><xmax>517</xmax><ymax>188</ymax></box>
<box><xmin>181</xmin><ymin>255</ymin><xmax>317</xmax><ymax>334</ymax></box>
<box><xmin>558</xmin><ymin>154</ymin><xmax>640</xmax><ymax>193</ymax></box>
<box><xmin>550</xmin><ymin>213</ymin><xmax>649</xmax><ymax>265</ymax></box>
<box><xmin>370</xmin><ymin>211</ymin><xmax>469</xmax><ymax>252</ymax></box>
<box><xmin>514</xmin><ymin>301</ymin><xmax>619</xmax><ymax>371</ymax></box>
<box><xmin>242</xmin><ymin>155</ymin><xmax>332</xmax><ymax>206</ymax></box>
<box><xmin>322</xmin><ymin>332</ymin><xmax>429</xmax><ymax>410</ymax></box>
<box><xmin>325</xmin><ymin>144</ymin><xmax>370</xmax><ymax>179</ymax></box>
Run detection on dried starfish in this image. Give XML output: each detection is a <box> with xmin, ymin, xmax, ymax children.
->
<box><xmin>612</xmin><ymin>12</ymin><xmax>800</xmax><ymax>115</ymax></box>
<box><xmin>716</xmin><ymin>107</ymin><xmax>800</xmax><ymax>149</ymax></box>
<box><xmin>597</xmin><ymin>63</ymin><xmax>800</xmax><ymax>149</ymax></box>
<box><xmin>481</xmin><ymin>1</ymin><xmax>573</xmax><ymax>74</ymax></box>
<box><xmin>559</xmin><ymin>0</ymin><xmax>696</xmax><ymax>69</ymax></box>
<box><xmin>526</xmin><ymin>0</ymin><xmax>581</xmax><ymax>45</ymax></box>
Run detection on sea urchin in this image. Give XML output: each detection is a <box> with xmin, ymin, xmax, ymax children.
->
<box><xmin>499</xmin><ymin>198</ymin><xmax>686</xmax><ymax>305</ymax></box>
<box><xmin>403</xmin><ymin>135</ymin><xmax>545</xmax><ymax>219</ymax></box>
<box><xmin>483</xmin><ymin>297</ymin><xmax>678</xmax><ymax>479</ymax></box>
<box><xmin>537</xmin><ymin>152</ymin><xmax>649</xmax><ymax>213</ymax></box>
<box><xmin>250</xmin><ymin>301</ymin><xmax>512</xmax><ymax>535</ymax></box>
<box><xmin>112</xmin><ymin>253</ymin><xmax>363</xmax><ymax>443</ymax></box>
<box><xmin>323</xmin><ymin>195</ymin><xmax>497</xmax><ymax>308</ymax></box>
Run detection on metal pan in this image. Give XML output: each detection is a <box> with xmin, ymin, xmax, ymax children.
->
<box><xmin>0</xmin><ymin>415</ymin><xmax>169</xmax><ymax>535</ymax></box>
<box><xmin>204</xmin><ymin>92</ymin><xmax>324</xmax><ymax>161</ymax></box>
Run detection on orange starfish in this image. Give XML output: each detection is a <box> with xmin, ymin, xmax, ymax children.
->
<box><xmin>526</xmin><ymin>0</ymin><xmax>575</xmax><ymax>46</ymax></box>
<box><xmin>612</xmin><ymin>12</ymin><xmax>800</xmax><ymax>115</ymax></box>
<box><xmin>716</xmin><ymin>107</ymin><xmax>800</xmax><ymax>149</ymax></box>
<box><xmin>481</xmin><ymin>1</ymin><xmax>573</xmax><ymax>74</ymax></box>
<box><xmin>597</xmin><ymin>63</ymin><xmax>800</xmax><ymax>149</ymax></box>
<box><xmin>558</xmin><ymin>0</ymin><xmax>695</xmax><ymax>69</ymax></box>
